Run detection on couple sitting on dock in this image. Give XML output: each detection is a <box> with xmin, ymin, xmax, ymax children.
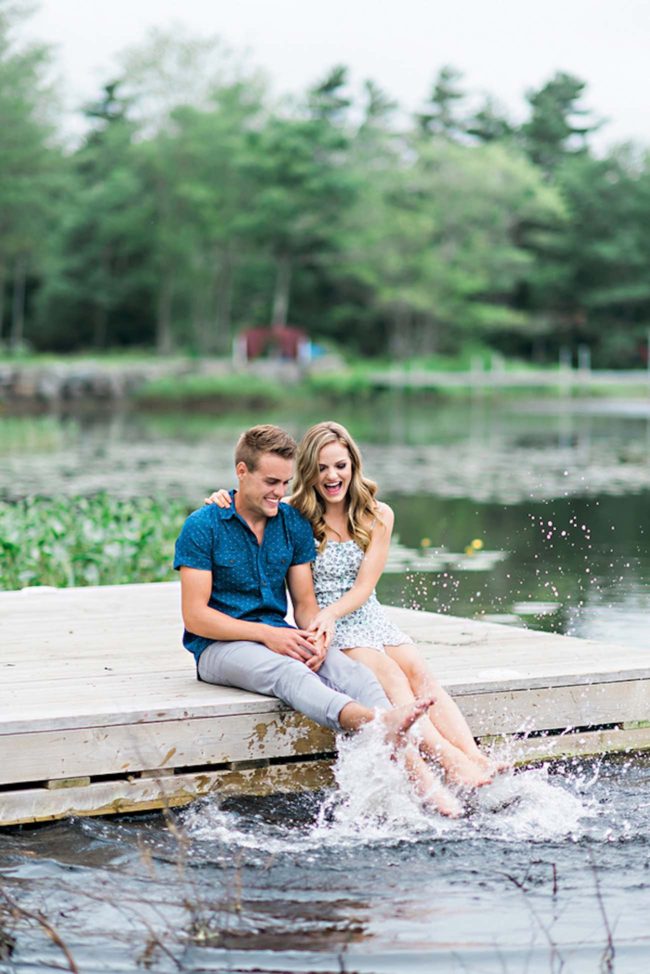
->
<box><xmin>174</xmin><ymin>422</ymin><xmax>498</xmax><ymax>816</ymax></box>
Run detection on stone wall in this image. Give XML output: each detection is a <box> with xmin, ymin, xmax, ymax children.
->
<box><xmin>0</xmin><ymin>363</ymin><xmax>164</xmax><ymax>406</ymax></box>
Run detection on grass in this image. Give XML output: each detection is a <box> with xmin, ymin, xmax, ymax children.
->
<box><xmin>133</xmin><ymin>366</ymin><xmax>382</xmax><ymax>408</ymax></box>
<box><xmin>0</xmin><ymin>494</ymin><xmax>188</xmax><ymax>591</ymax></box>
<box><xmin>133</xmin><ymin>371</ymin><xmax>287</xmax><ymax>407</ymax></box>
<box><xmin>0</xmin><ymin>348</ymin><xmax>182</xmax><ymax>367</ymax></box>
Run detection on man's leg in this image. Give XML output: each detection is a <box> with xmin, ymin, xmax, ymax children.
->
<box><xmin>318</xmin><ymin>647</ymin><xmax>391</xmax><ymax>710</ymax></box>
<box><xmin>198</xmin><ymin>641</ymin><xmax>435</xmax><ymax>748</ymax></box>
<box><xmin>198</xmin><ymin>639</ymin><xmax>355</xmax><ymax>731</ymax></box>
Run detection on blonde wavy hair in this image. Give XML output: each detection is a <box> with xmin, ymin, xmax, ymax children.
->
<box><xmin>291</xmin><ymin>421</ymin><xmax>381</xmax><ymax>552</ymax></box>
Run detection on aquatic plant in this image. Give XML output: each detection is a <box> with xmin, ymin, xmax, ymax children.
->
<box><xmin>0</xmin><ymin>494</ymin><xmax>187</xmax><ymax>590</ymax></box>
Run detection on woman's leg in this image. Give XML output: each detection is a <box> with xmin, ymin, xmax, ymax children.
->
<box><xmin>402</xmin><ymin>745</ymin><xmax>463</xmax><ymax>818</ymax></box>
<box><xmin>385</xmin><ymin>643</ymin><xmax>501</xmax><ymax>771</ymax></box>
<box><xmin>343</xmin><ymin>647</ymin><xmax>491</xmax><ymax>788</ymax></box>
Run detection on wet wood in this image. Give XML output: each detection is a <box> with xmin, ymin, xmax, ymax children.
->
<box><xmin>0</xmin><ymin>760</ymin><xmax>337</xmax><ymax>828</ymax></box>
<box><xmin>1</xmin><ymin>581</ymin><xmax>649</xmax><ymax>826</ymax></box>
<box><xmin>508</xmin><ymin>725</ymin><xmax>650</xmax><ymax>763</ymax></box>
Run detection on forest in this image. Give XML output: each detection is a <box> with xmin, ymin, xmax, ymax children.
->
<box><xmin>2</xmin><ymin>2</ymin><xmax>650</xmax><ymax>366</ymax></box>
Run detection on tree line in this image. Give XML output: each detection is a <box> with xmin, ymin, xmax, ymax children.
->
<box><xmin>2</xmin><ymin>3</ymin><xmax>650</xmax><ymax>366</ymax></box>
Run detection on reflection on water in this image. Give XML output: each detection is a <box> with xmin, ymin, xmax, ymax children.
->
<box><xmin>1</xmin><ymin>397</ymin><xmax>649</xmax><ymax>646</ymax></box>
<box><xmin>380</xmin><ymin>490</ymin><xmax>650</xmax><ymax>648</ymax></box>
<box><xmin>0</xmin><ymin>414</ymin><xmax>68</xmax><ymax>454</ymax></box>
<box><xmin>2</xmin><ymin>752</ymin><xmax>650</xmax><ymax>973</ymax></box>
<box><xmin>2</xmin><ymin>396</ymin><xmax>650</xmax><ymax>504</ymax></box>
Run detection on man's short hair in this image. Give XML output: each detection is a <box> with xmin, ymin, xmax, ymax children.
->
<box><xmin>235</xmin><ymin>425</ymin><xmax>297</xmax><ymax>471</ymax></box>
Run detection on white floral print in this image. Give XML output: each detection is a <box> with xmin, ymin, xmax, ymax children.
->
<box><xmin>312</xmin><ymin>540</ymin><xmax>413</xmax><ymax>652</ymax></box>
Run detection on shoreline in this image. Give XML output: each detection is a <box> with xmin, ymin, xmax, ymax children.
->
<box><xmin>1</xmin><ymin>356</ymin><xmax>650</xmax><ymax>412</ymax></box>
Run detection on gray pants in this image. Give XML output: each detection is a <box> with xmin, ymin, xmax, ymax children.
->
<box><xmin>197</xmin><ymin>640</ymin><xmax>390</xmax><ymax>731</ymax></box>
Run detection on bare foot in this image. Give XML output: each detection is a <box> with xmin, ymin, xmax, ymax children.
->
<box><xmin>439</xmin><ymin>748</ymin><xmax>494</xmax><ymax>789</ymax></box>
<box><xmin>475</xmin><ymin>752</ymin><xmax>513</xmax><ymax>775</ymax></box>
<box><xmin>423</xmin><ymin>783</ymin><xmax>464</xmax><ymax>818</ymax></box>
<box><xmin>403</xmin><ymin>745</ymin><xmax>463</xmax><ymax>818</ymax></box>
<box><xmin>380</xmin><ymin>695</ymin><xmax>436</xmax><ymax>749</ymax></box>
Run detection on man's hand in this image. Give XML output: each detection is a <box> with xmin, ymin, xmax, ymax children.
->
<box><xmin>262</xmin><ymin>625</ymin><xmax>321</xmax><ymax>664</ymax></box>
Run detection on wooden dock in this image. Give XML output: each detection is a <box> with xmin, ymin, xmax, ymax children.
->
<box><xmin>1</xmin><ymin>581</ymin><xmax>649</xmax><ymax>827</ymax></box>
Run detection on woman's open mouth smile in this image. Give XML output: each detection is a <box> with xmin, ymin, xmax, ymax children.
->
<box><xmin>323</xmin><ymin>481</ymin><xmax>343</xmax><ymax>496</ymax></box>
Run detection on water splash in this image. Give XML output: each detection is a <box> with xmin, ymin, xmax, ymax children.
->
<box><xmin>181</xmin><ymin>721</ymin><xmax>596</xmax><ymax>853</ymax></box>
<box><xmin>468</xmin><ymin>765</ymin><xmax>592</xmax><ymax>841</ymax></box>
<box><xmin>312</xmin><ymin>720</ymin><xmax>454</xmax><ymax>845</ymax></box>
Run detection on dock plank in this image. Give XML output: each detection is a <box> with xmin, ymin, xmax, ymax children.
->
<box><xmin>0</xmin><ymin>710</ymin><xmax>333</xmax><ymax>786</ymax></box>
<box><xmin>2</xmin><ymin>581</ymin><xmax>649</xmax><ymax>825</ymax></box>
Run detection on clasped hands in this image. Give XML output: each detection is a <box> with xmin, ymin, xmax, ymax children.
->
<box><xmin>264</xmin><ymin>607</ymin><xmax>337</xmax><ymax>672</ymax></box>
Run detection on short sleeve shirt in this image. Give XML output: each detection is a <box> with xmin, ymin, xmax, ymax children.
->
<box><xmin>173</xmin><ymin>493</ymin><xmax>316</xmax><ymax>661</ymax></box>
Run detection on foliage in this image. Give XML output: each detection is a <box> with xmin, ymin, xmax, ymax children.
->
<box><xmin>35</xmin><ymin>83</ymin><xmax>149</xmax><ymax>351</ymax></box>
<box><xmin>135</xmin><ymin>371</ymin><xmax>286</xmax><ymax>406</ymax></box>
<box><xmin>416</xmin><ymin>65</ymin><xmax>466</xmax><ymax>140</ymax></box>
<box><xmin>2</xmin><ymin>9</ymin><xmax>650</xmax><ymax>367</ymax></box>
<box><xmin>136</xmin><ymin>366</ymin><xmax>382</xmax><ymax>405</ymax></box>
<box><xmin>0</xmin><ymin>494</ymin><xmax>186</xmax><ymax>590</ymax></box>
<box><xmin>302</xmin><ymin>364</ymin><xmax>379</xmax><ymax>399</ymax></box>
<box><xmin>0</xmin><ymin>0</ymin><xmax>62</xmax><ymax>349</ymax></box>
<box><xmin>522</xmin><ymin>71</ymin><xmax>600</xmax><ymax>175</ymax></box>
<box><xmin>339</xmin><ymin>138</ymin><xmax>563</xmax><ymax>356</ymax></box>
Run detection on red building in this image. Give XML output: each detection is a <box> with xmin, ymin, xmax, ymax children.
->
<box><xmin>234</xmin><ymin>325</ymin><xmax>311</xmax><ymax>363</ymax></box>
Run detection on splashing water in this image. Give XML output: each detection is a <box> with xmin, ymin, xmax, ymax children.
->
<box><xmin>312</xmin><ymin>720</ymin><xmax>454</xmax><ymax>844</ymax></box>
<box><xmin>182</xmin><ymin>720</ymin><xmax>594</xmax><ymax>853</ymax></box>
<box><xmin>4</xmin><ymin>752</ymin><xmax>648</xmax><ymax>974</ymax></box>
<box><xmin>469</xmin><ymin>765</ymin><xmax>592</xmax><ymax>841</ymax></box>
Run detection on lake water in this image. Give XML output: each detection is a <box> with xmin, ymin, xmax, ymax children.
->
<box><xmin>2</xmin><ymin>750</ymin><xmax>650</xmax><ymax>972</ymax></box>
<box><xmin>2</xmin><ymin>395</ymin><xmax>650</xmax><ymax>645</ymax></box>
<box><xmin>1</xmin><ymin>394</ymin><xmax>649</xmax><ymax>972</ymax></box>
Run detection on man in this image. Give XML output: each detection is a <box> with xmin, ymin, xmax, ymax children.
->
<box><xmin>174</xmin><ymin>424</ymin><xmax>431</xmax><ymax>742</ymax></box>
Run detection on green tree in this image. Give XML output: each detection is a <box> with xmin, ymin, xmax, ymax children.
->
<box><xmin>117</xmin><ymin>29</ymin><xmax>252</xmax><ymax>353</ymax></box>
<box><xmin>359</xmin><ymin>79</ymin><xmax>398</xmax><ymax>132</ymax></box>
<box><xmin>342</xmin><ymin>138</ymin><xmax>563</xmax><ymax>357</ymax></box>
<box><xmin>416</xmin><ymin>65</ymin><xmax>466</xmax><ymax>140</ymax></box>
<box><xmin>36</xmin><ymin>81</ymin><xmax>151</xmax><ymax>351</ymax></box>
<box><xmin>0</xmin><ymin>0</ymin><xmax>61</xmax><ymax>349</ymax></box>
<box><xmin>292</xmin><ymin>79</ymin><xmax>401</xmax><ymax>353</ymax></box>
<box><xmin>467</xmin><ymin>96</ymin><xmax>513</xmax><ymax>144</ymax></box>
<box><xmin>157</xmin><ymin>82</ymin><xmax>265</xmax><ymax>354</ymax></box>
<box><xmin>522</xmin><ymin>71</ymin><xmax>600</xmax><ymax>175</ymax></box>
<box><xmin>247</xmin><ymin>66</ymin><xmax>358</xmax><ymax>327</ymax></box>
<box><xmin>532</xmin><ymin>148</ymin><xmax>650</xmax><ymax>365</ymax></box>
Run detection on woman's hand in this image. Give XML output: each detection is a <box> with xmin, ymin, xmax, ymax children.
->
<box><xmin>305</xmin><ymin>632</ymin><xmax>328</xmax><ymax>672</ymax></box>
<box><xmin>262</xmin><ymin>625</ymin><xmax>325</xmax><ymax>671</ymax></box>
<box><xmin>307</xmin><ymin>607</ymin><xmax>337</xmax><ymax>648</ymax></box>
<box><xmin>204</xmin><ymin>489</ymin><xmax>232</xmax><ymax>508</ymax></box>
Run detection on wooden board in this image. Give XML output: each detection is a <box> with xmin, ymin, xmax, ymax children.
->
<box><xmin>0</xmin><ymin>760</ymin><xmax>337</xmax><ymax>828</ymax></box>
<box><xmin>1</xmin><ymin>581</ymin><xmax>649</xmax><ymax>826</ymax></box>
<box><xmin>0</xmin><ymin>710</ymin><xmax>333</xmax><ymax>785</ymax></box>
<box><xmin>4</xmin><ymin>726</ymin><xmax>650</xmax><ymax>829</ymax></box>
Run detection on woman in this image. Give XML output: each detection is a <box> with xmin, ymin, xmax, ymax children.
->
<box><xmin>208</xmin><ymin>421</ymin><xmax>499</xmax><ymax>799</ymax></box>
